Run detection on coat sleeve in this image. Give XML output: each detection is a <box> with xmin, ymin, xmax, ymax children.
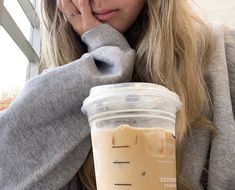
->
<box><xmin>0</xmin><ymin>23</ymin><xmax>135</xmax><ymax>190</ymax></box>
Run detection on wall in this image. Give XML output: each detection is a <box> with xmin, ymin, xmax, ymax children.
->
<box><xmin>192</xmin><ymin>0</ymin><xmax>235</xmax><ymax>27</ymax></box>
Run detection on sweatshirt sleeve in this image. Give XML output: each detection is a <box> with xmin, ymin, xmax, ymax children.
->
<box><xmin>0</xmin><ymin>23</ymin><xmax>135</xmax><ymax>190</ymax></box>
<box><xmin>206</xmin><ymin>24</ymin><xmax>235</xmax><ymax>190</ymax></box>
<box><xmin>224</xmin><ymin>25</ymin><xmax>235</xmax><ymax>117</ymax></box>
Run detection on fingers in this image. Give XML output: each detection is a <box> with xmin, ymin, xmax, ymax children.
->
<box><xmin>72</xmin><ymin>0</ymin><xmax>92</xmax><ymax>19</ymax></box>
<box><xmin>57</xmin><ymin>0</ymin><xmax>102</xmax><ymax>36</ymax></box>
<box><xmin>57</xmin><ymin>0</ymin><xmax>82</xmax><ymax>33</ymax></box>
<box><xmin>57</xmin><ymin>0</ymin><xmax>80</xmax><ymax>17</ymax></box>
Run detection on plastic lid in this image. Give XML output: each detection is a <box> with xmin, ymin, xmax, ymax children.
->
<box><xmin>81</xmin><ymin>82</ymin><xmax>181</xmax><ymax>115</ymax></box>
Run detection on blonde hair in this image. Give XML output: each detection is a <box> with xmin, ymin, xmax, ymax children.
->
<box><xmin>39</xmin><ymin>0</ymin><xmax>216</xmax><ymax>189</ymax></box>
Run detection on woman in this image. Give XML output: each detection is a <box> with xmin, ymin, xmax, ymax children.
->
<box><xmin>0</xmin><ymin>0</ymin><xmax>234</xmax><ymax>189</ymax></box>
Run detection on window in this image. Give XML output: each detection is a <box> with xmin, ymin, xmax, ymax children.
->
<box><xmin>0</xmin><ymin>0</ymin><xmax>40</xmax><ymax>111</ymax></box>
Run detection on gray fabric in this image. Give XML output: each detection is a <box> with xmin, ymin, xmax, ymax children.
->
<box><xmin>0</xmin><ymin>23</ymin><xmax>135</xmax><ymax>190</ymax></box>
<box><xmin>181</xmin><ymin>23</ymin><xmax>235</xmax><ymax>190</ymax></box>
<box><xmin>0</xmin><ymin>22</ymin><xmax>234</xmax><ymax>190</ymax></box>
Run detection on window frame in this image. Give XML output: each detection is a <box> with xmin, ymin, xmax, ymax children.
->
<box><xmin>0</xmin><ymin>0</ymin><xmax>41</xmax><ymax>80</ymax></box>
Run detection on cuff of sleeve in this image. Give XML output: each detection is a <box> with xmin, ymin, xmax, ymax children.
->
<box><xmin>81</xmin><ymin>23</ymin><xmax>131</xmax><ymax>52</ymax></box>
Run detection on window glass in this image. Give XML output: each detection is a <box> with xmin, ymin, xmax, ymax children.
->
<box><xmin>0</xmin><ymin>28</ymin><xmax>28</xmax><ymax>111</ymax></box>
<box><xmin>0</xmin><ymin>2</ymin><xmax>35</xmax><ymax>111</ymax></box>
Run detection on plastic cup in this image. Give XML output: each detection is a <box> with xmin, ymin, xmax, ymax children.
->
<box><xmin>81</xmin><ymin>82</ymin><xmax>181</xmax><ymax>190</ymax></box>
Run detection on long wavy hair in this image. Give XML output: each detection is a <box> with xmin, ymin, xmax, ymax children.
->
<box><xmin>39</xmin><ymin>0</ymin><xmax>216</xmax><ymax>189</ymax></box>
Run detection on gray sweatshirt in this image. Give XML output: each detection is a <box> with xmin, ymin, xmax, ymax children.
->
<box><xmin>0</xmin><ymin>23</ymin><xmax>234</xmax><ymax>190</ymax></box>
<box><xmin>181</xmin><ymin>23</ymin><xmax>235</xmax><ymax>190</ymax></box>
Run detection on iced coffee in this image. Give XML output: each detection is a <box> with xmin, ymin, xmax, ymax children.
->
<box><xmin>92</xmin><ymin>124</ymin><xmax>176</xmax><ymax>190</ymax></box>
<box><xmin>82</xmin><ymin>83</ymin><xmax>181</xmax><ymax>190</ymax></box>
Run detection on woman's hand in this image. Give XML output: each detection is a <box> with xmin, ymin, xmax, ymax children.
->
<box><xmin>57</xmin><ymin>0</ymin><xmax>102</xmax><ymax>36</ymax></box>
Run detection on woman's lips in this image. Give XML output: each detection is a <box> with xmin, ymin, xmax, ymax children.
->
<box><xmin>93</xmin><ymin>10</ymin><xmax>119</xmax><ymax>21</ymax></box>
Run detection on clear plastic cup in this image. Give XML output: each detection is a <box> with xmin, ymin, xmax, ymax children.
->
<box><xmin>81</xmin><ymin>82</ymin><xmax>181</xmax><ymax>190</ymax></box>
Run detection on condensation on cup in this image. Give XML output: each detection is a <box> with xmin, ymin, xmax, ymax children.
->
<box><xmin>82</xmin><ymin>82</ymin><xmax>182</xmax><ymax>190</ymax></box>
